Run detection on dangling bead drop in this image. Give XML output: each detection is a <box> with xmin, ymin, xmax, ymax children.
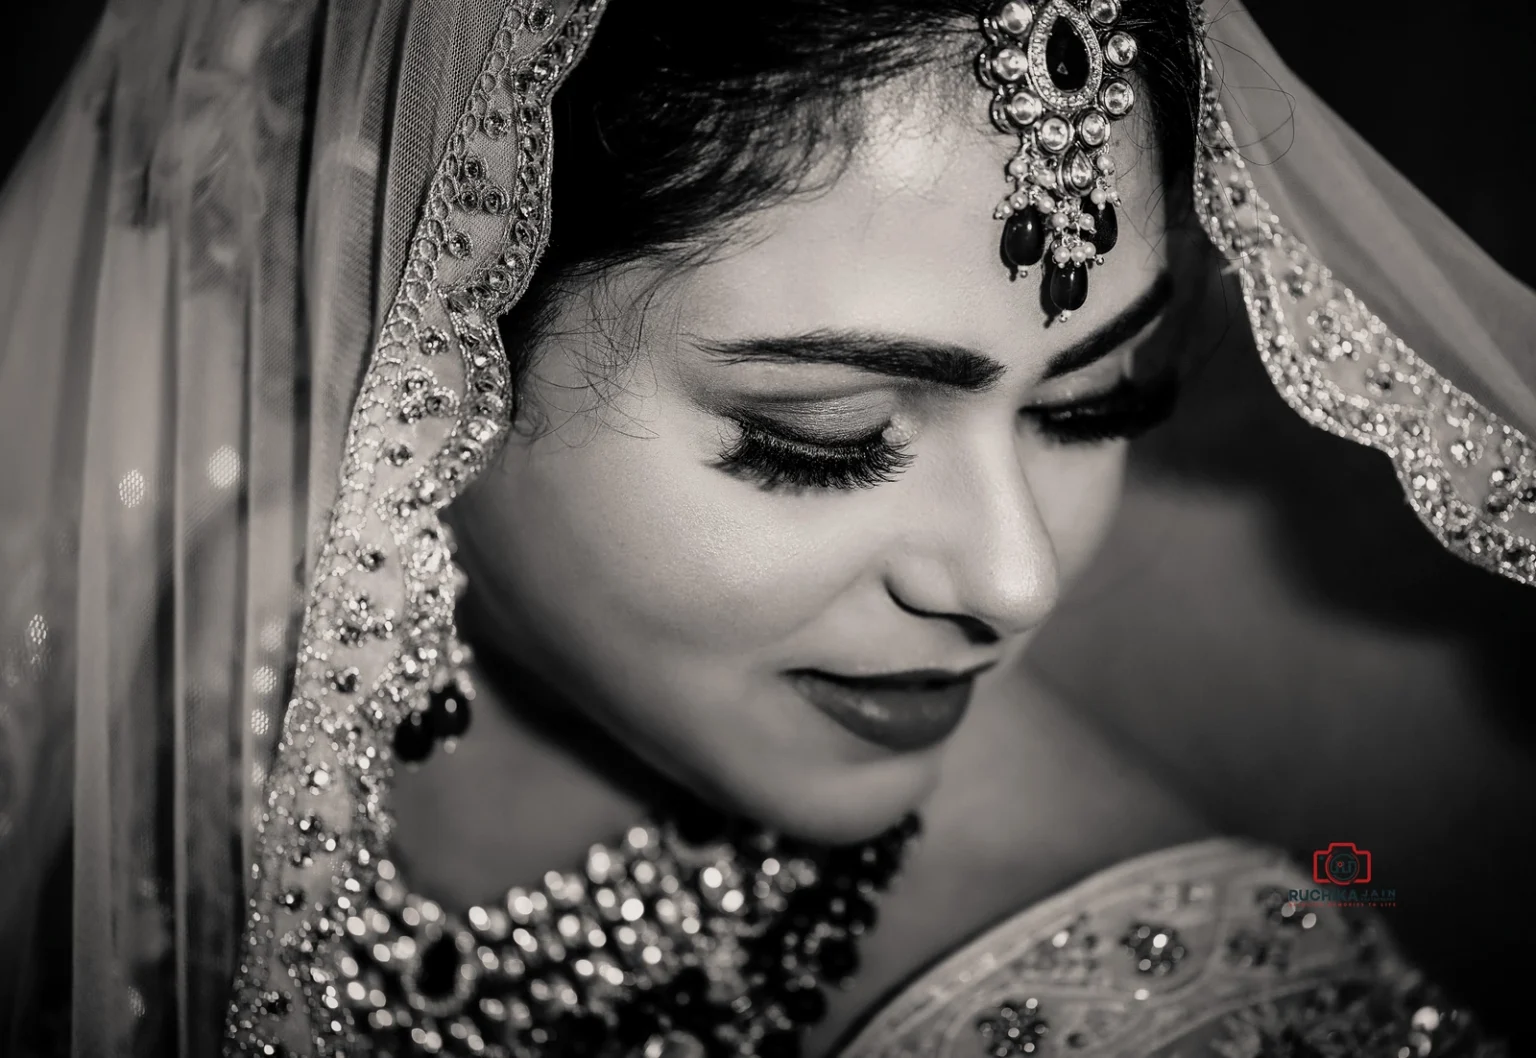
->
<box><xmin>392</xmin><ymin>676</ymin><xmax>473</xmax><ymax>762</ymax></box>
<box><xmin>1048</xmin><ymin>263</ymin><xmax>1089</xmax><ymax>312</ymax></box>
<box><xmin>393</xmin><ymin>708</ymin><xmax>436</xmax><ymax>763</ymax></box>
<box><xmin>1083</xmin><ymin>197</ymin><xmax>1118</xmax><ymax>253</ymax></box>
<box><xmin>1002</xmin><ymin>207</ymin><xmax>1047</xmax><ymax>269</ymax></box>
<box><xmin>427</xmin><ymin>683</ymin><xmax>472</xmax><ymax>740</ymax></box>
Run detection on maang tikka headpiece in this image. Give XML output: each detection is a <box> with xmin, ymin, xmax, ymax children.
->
<box><xmin>975</xmin><ymin>0</ymin><xmax>1138</xmax><ymax>318</ymax></box>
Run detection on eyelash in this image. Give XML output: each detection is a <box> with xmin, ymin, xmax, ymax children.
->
<box><xmin>715</xmin><ymin>417</ymin><xmax>915</xmax><ymax>492</ymax></box>
<box><xmin>1028</xmin><ymin>373</ymin><xmax>1180</xmax><ymax>446</ymax></box>
<box><xmin>716</xmin><ymin>376</ymin><xmax>1178</xmax><ymax>492</ymax></box>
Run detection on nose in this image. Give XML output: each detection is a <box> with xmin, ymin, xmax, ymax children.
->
<box><xmin>883</xmin><ymin>436</ymin><xmax>1060</xmax><ymax>641</ymax></box>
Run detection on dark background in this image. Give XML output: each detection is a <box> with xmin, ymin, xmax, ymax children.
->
<box><xmin>4</xmin><ymin>0</ymin><xmax>1532</xmax><ymax>1046</ymax></box>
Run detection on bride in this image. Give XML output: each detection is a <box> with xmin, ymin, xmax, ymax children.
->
<box><xmin>1</xmin><ymin>0</ymin><xmax>1531</xmax><ymax>1055</ymax></box>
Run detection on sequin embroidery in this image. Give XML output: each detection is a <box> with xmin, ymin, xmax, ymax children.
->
<box><xmin>1191</xmin><ymin>48</ymin><xmax>1536</xmax><ymax>588</ymax></box>
<box><xmin>225</xmin><ymin>3</ymin><xmax>609</xmax><ymax>1054</ymax></box>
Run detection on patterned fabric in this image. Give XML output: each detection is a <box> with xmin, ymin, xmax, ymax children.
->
<box><xmin>838</xmin><ymin>840</ymin><xmax>1506</xmax><ymax>1058</ymax></box>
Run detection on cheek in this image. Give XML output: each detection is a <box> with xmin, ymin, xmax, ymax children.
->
<box><xmin>1024</xmin><ymin>439</ymin><xmax>1129</xmax><ymax>582</ymax></box>
<box><xmin>456</xmin><ymin>398</ymin><xmax>869</xmax><ymax>666</ymax></box>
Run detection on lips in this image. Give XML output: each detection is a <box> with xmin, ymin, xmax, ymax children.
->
<box><xmin>787</xmin><ymin>664</ymin><xmax>992</xmax><ymax>753</ymax></box>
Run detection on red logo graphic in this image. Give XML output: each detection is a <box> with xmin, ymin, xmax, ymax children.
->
<box><xmin>1312</xmin><ymin>842</ymin><xmax>1373</xmax><ymax>886</ymax></box>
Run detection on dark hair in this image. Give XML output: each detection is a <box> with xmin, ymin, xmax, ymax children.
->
<box><xmin>499</xmin><ymin>1</ymin><xmax>1204</xmax><ymax>404</ymax></box>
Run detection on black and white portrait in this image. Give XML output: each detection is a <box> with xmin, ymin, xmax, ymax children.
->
<box><xmin>2</xmin><ymin>2</ymin><xmax>1532</xmax><ymax>1055</ymax></box>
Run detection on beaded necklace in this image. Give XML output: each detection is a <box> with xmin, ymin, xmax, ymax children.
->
<box><xmin>338</xmin><ymin>801</ymin><xmax>919</xmax><ymax>1058</ymax></box>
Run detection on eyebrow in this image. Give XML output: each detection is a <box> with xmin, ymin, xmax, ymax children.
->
<box><xmin>699</xmin><ymin>270</ymin><xmax>1175</xmax><ymax>390</ymax></box>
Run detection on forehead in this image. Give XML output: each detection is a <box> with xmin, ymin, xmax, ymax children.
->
<box><xmin>655</xmin><ymin>73</ymin><xmax>1169</xmax><ymax>371</ymax></box>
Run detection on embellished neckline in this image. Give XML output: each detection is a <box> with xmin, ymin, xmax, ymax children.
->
<box><xmin>835</xmin><ymin>838</ymin><xmax>1501</xmax><ymax>1058</ymax></box>
<box><xmin>336</xmin><ymin>811</ymin><xmax>920</xmax><ymax>1057</ymax></box>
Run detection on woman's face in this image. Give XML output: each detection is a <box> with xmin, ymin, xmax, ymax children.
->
<box><xmin>451</xmin><ymin>80</ymin><xmax>1177</xmax><ymax>843</ymax></box>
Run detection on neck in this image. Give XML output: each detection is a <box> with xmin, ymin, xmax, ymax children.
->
<box><xmin>389</xmin><ymin>609</ymin><xmax>664</xmax><ymax>906</ymax></box>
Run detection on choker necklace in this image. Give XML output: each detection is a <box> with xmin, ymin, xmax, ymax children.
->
<box><xmin>338</xmin><ymin>811</ymin><xmax>921</xmax><ymax>1058</ymax></box>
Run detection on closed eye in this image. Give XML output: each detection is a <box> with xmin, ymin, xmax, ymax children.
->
<box><xmin>713</xmin><ymin>413</ymin><xmax>914</xmax><ymax>492</ymax></box>
<box><xmin>1023</xmin><ymin>374</ymin><xmax>1179</xmax><ymax>445</ymax></box>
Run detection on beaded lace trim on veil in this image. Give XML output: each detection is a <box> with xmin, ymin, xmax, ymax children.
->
<box><xmin>226</xmin><ymin>3</ymin><xmax>609</xmax><ymax>1052</ymax></box>
<box><xmin>1191</xmin><ymin>53</ymin><xmax>1536</xmax><ymax>589</ymax></box>
<box><xmin>224</xmin><ymin>2</ymin><xmax>1535</xmax><ymax>1055</ymax></box>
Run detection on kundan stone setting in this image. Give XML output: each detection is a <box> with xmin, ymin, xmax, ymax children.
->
<box><xmin>976</xmin><ymin>0</ymin><xmax>1139</xmax><ymax>316</ymax></box>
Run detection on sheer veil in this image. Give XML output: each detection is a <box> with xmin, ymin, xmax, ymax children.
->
<box><xmin>0</xmin><ymin>0</ymin><xmax>1529</xmax><ymax>1054</ymax></box>
<box><xmin>0</xmin><ymin>1</ymin><xmax>540</xmax><ymax>1051</ymax></box>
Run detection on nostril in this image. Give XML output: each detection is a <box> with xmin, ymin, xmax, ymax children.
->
<box><xmin>952</xmin><ymin>614</ymin><xmax>1002</xmax><ymax>646</ymax></box>
<box><xmin>889</xmin><ymin>588</ymin><xmax>1002</xmax><ymax>646</ymax></box>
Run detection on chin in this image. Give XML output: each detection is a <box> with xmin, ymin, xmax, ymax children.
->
<box><xmin>690</xmin><ymin>746</ymin><xmax>944</xmax><ymax>847</ymax></box>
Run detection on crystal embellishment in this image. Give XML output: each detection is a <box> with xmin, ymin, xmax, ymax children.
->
<box><xmin>836</xmin><ymin>842</ymin><xmax>1511</xmax><ymax>1057</ymax></box>
<box><xmin>1121</xmin><ymin>922</ymin><xmax>1187</xmax><ymax>976</ymax></box>
<box><xmin>342</xmin><ymin>815</ymin><xmax>918</xmax><ymax>1058</ymax></box>
<box><xmin>976</xmin><ymin>997</ymin><xmax>1048</xmax><ymax>1057</ymax></box>
<box><xmin>224</xmin><ymin>3</ymin><xmax>615</xmax><ymax>1055</ymax></box>
<box><xmin>977</xmin><ymin>0</ymin><xmax>1137</xmax><ymax>318</ymax></box>
<box><xmin>1191</xmin><ymin>45</ymin><xmax>1536</xmax><ymax>589</ymax></box>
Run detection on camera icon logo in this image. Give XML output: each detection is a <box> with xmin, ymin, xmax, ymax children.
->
<box><xmin>1312</xmin><ymin>842</ymin><xmax>1372</xmax><ymax>886</ymax></box>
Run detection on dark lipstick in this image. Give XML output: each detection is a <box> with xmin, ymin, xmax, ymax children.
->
<box><xmin>787</xmin><ymin>664</ymin><xmax>993</xmax><ymax>752</ymax></box>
